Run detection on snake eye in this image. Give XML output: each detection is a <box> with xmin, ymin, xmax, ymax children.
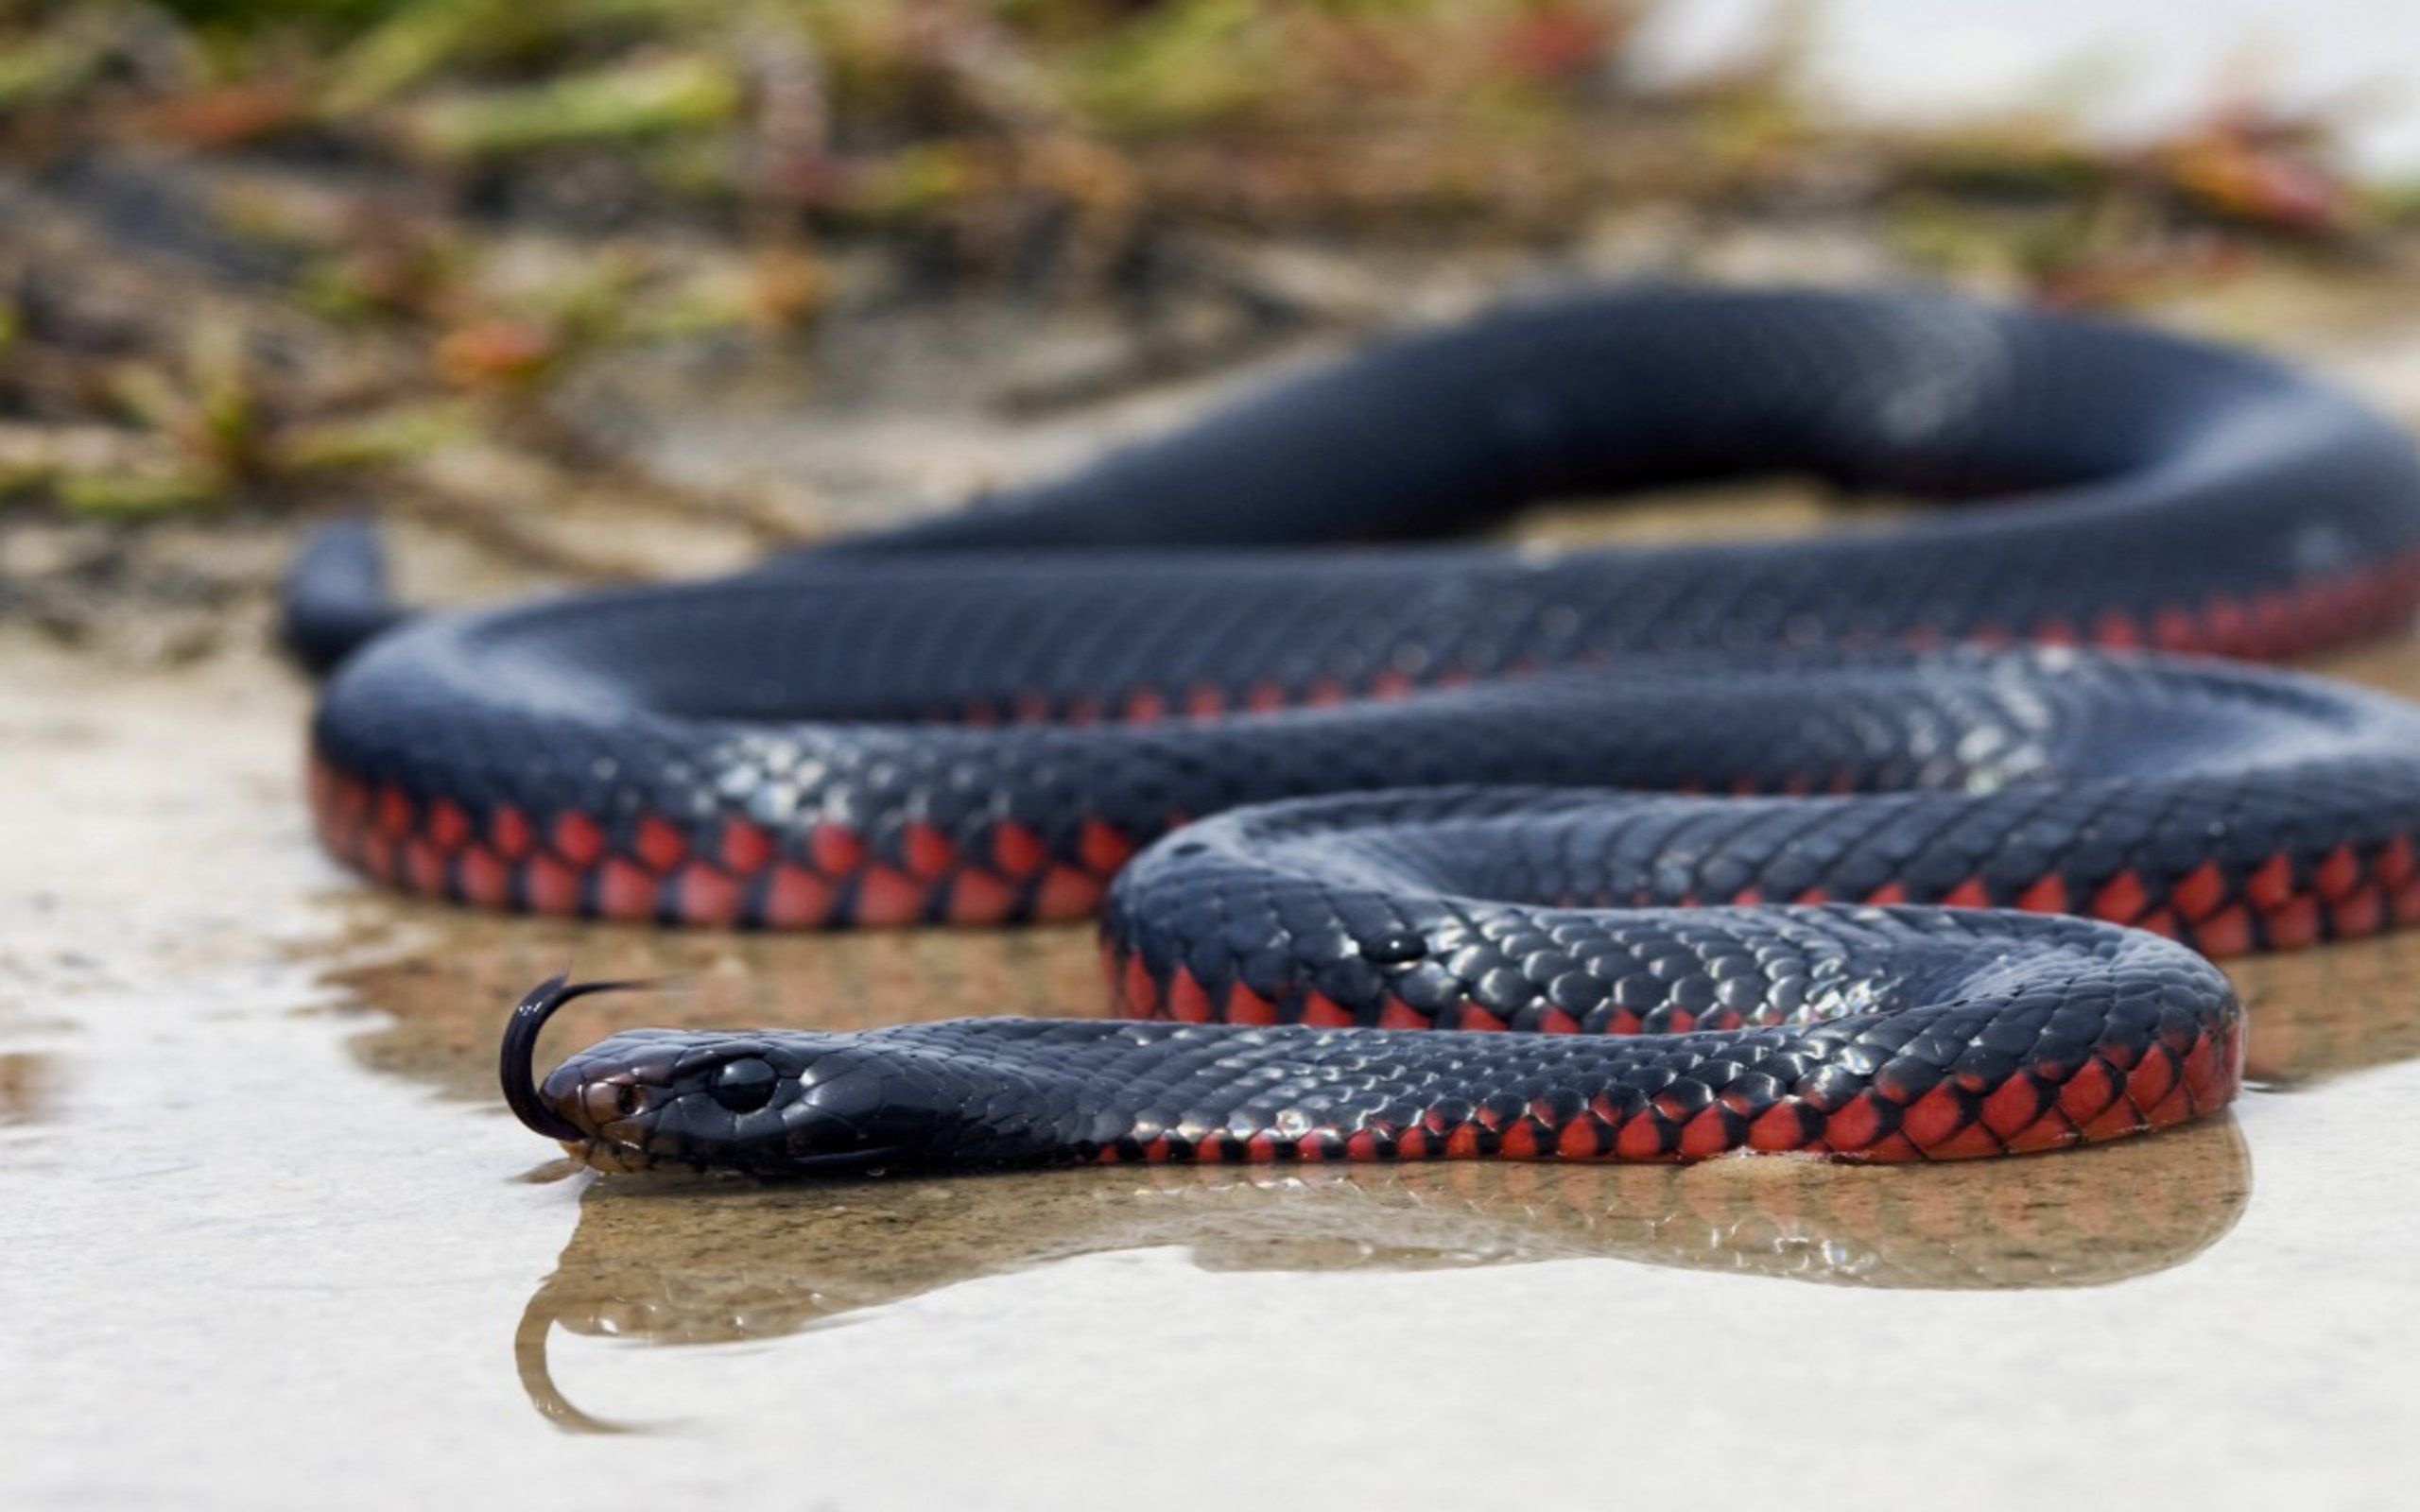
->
<box><xmin>709</xmin><ymin>1057</ymin><xmax>779</xmax><ymax>1113</ymax></box>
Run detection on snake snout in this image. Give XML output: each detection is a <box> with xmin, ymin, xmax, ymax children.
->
<box><xmin>539</xmin><ymin>1029</ymin><xmax>926</xmax><ymax>1175</ymax></box>
<box><xmin>500</xmin><ymin>973</ymin><xmax>635</xmax><ymax>1145</ymax></box>
<box><xmin>498</xmin><ymin>972</ymin><xmax>953</xmax><ymax>1175</ymax></box>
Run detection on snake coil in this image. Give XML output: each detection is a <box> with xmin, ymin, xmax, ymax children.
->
<box><xmin>291</xmin><ymin>285</ymin><xmax>2420</xmax><ymax>1175</ymax></box>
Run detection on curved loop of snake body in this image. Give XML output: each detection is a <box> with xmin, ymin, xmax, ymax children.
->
<box><xmin>295</xmin><ymin>285</ymin><xmax>2420</xmax><ymax>1176</ymax></box>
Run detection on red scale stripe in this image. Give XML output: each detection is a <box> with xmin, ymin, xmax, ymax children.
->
<box><xmin>2001</xmin><ymin>1109</ymin><xmax>2082</xmax><ymax>1155</ymax></box>
<box><xmin>1611</xmin><ymin>1116</ymin><xmax>1667</xmax><ymax>1160</ymax></box>
<box><xmin>1925</xmin><ymin>1119</ymin><xmax>2007</xmax><ymax>1160</ymax></box>
<box><xmin>2169</xmin><ymin>860</ymin><xmax>2227</xmax><ymax>919</ymax></box>
<box><xmin>763</xmin><ymin>865</ymin><xmax>834</xmax><ymax>927</ymax></box>
<box><xmin>401</xmin><ymin>838</ymin><xmax>445</xmax><ymax>895</ymax></box>
<box><xmin>2394</xmin><ymin>877</ymin><xmax>2420</xmax><ymax>925</ymax></box>
<box><xmin>2015</xmin><ymin>875</ymin><xmax>2067</xmax><ymax>914</ymax></box>
<box><xmin>808</xmin><ymin>823</ymin><xmax>862</xmax><ymax>876</ymax></box>
<box><xmin>1224</xmin><ymin>987</ymin><xmax>1278</xmax><ymax>1026</ymax></box>
<box><xmin>676</xmin><ymin>863</ymin><xmax>744</xmax><ymax>927</ymax></box>
<box><xmin>373</xmin><ymin>786</ymin><xmax>414</xmax><ymax>840</ymax></box>
<box><xmin>1898</xmin><ymin>1086</ymin><xmax>1969</xmax><ymax>1150</ymax></box>
<box><xmin>524</xmin><ymin>855</ymin><xmax>580</xmax><ymax>915</ymax></box>
<box><xmin>1033</xmin><ymin>867</ymin><xmax>1104</xmax><ymax>919</ymax></box>
<box><xmin>1821</xmin><ymin>1092</ymin><xmax>1893</xmax><ymax>1152</ymax></box>
<box><xmin>2263</xmin><ymin>893</ymin><xmax>2322</xmax><ymax>951</ymax></box>
<box><xmin>720</xmin><ymin>818</ymin><xmax>773</xmax><ymax>873</ymax></box>
<box><xmin>633</xmin><ymin>816</ymin><xmax>686</xmax><ymax>871</ymax></box>
<box><xmin>2090</xmin><ymin>869</ymin><xmax>2149</xmax><ymax>923</ymax></box>
<box><xmin>1979</xmin><ymin>1074</ymin><xmax>2049</xmax><ymax>1140</ymax></box>
<box><xmin>548</xmin><ymin>811</ymin><xmax>603</xmax><ymax>866</ymax></box>
<box><xmin>1166</xmin><ymin>969</ymin><xmax>1216</xmax><ymax>1023</ymax></box>
<box><xmin>2333</xmin><ymin>885</ymin><xmax>2385</xmax><ymax>938</ymax></box>
<box><xmin>1119</xmin><ymin>954</ymin><xmax>1155</xmax><ymax>1016</ymax></box>
<box><xmin>426</xmin><ymin>799</ymin><xmax>471</xmax><ymax>850</ymax></box>
<box><xmin>491</xmin><ymin>806</ymin><xmax>534</xmax><ymax>860</ymax></box>
<box><xmin>1745</xmin><ymin>1102</ymin><xmax>1812</xmax><ymax>1153</ymax></box>
<box><xmin>1077</xmin><ymin>819</ymin><xmax>1134</xmax><ymax>876</ymax></box>
<box><xmin>1942</xmin><ymin>879</ymin><xmax>1991</xmax><ymax>908</ymax></box>
<box><xmin>458</xmin><ymin>844</ymin><xmax>511</xmax><ymax>907</ymax></box>
<box><xmin>2124</xmin><ymin>1048</ymin><xmax>2180</xmax><ymax>1113</ymax></box>
<box><xmin>596</xmin><ymin>859</ymin><xmax>659</xmax><ymax>921</ymax></box>
<box><xmin>2191</xmin><ymin>904</ymin><xmax>2254</xmax><ymax>957</ymax></box>
<box><xmin>2376</xmin><ymin>835</ymin><xmax>2415</xmax><ymax>887</ymax></box>
<box><xmin>1558</xmin><ymin>1117</ymin><xmax>1607</xmax><ymax>1158</ymax></box>
<box><xmin>2314</xmin><ymin>844</ymin><xmax>2360</xmax><ymax>901</ymax></box>
<box><xmin>945</xmin><ymin>868</ymin><xmax>1019</xmax><ymax>925</ymax></box>
<box><xmin>1299</xmin><ymin>993</ymin><xmax>1356</xmax><ymax>1028</ymax></box>
<box><xmin>2243</xmin><ymin>853</ymin><xmax>2295</xmax><ymax>911</ymax></box>
<box><xmin>854</xmin><ymin>866</ymin><xmax>926</xmax><ymax>926</ymax></box>
<box><xmin>901</xmin><ymin>822</ymin><xmax>955</xmax><ymax>881</ymax></box>
<box><xmin>990</xmin><ymin>820</ymin><xmax>1047</xmax><ymax>878</ymax></box>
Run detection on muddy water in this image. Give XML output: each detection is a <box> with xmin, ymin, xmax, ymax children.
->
<box><xmin>18</xmin><ymin>308</ymin><xmax>2420</xmax><ymax>1507</ymax></box>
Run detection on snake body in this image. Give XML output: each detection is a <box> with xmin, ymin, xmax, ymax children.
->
<box><xmin>296</xmin><ymin>286</ymin><xmax>2420</xmax><ymax>1175</ymax></box>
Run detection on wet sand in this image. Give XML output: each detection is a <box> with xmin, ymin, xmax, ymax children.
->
<box><xmin>17</xmin><ymin>307</ymin><xmax>2420</xmax><ymax>1507</ymax></box>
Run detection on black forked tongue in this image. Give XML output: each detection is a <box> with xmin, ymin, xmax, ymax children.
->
<box><xmin>499</xmin><ymin>973</ymin><xmax>651</xmax><ymax>1143</ymax></box>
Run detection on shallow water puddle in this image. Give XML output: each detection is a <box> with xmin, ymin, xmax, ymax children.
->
<box><xmin>9</xmin><ymin>633</ymin><xmax>2420</xmax><ymax>1510</ymax></box>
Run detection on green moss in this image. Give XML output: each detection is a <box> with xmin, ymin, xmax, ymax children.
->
<box><xmin>54</xmin><ymin>470</ymin><xmax>224</xmax><ymax>518</ymax></box>
<box><xmin>1062</xmin><ymin>0</ymin><xmax>1287</xmax><ymax>136</ymax></box>
<box><xmin>0</xmin><ymin>28</ymin><xmax>110</xmax><ymax>111</ymax></box>
<box><xmin>406</xmin><ymin>53</ymin><xmax>742</xmax><ymax>158</ymax></box>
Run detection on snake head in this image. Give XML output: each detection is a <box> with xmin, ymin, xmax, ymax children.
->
<box><xmin>501</xmin><ymin>975</ymin><xmax>927</xmax><ymax>1176</ymax></box>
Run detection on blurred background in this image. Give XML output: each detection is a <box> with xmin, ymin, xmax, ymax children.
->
<box><xmin>15</xmin><ymin>9</ymin><xmax>2420</xmax><ymax>1503</ymax></box>
<box><xmin>6</xmin><ymin>0</ymin><xmax>2420</xmax><ymax>658</ymax></box>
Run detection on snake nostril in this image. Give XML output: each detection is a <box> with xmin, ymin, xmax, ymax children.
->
<box><xmin>709</xmin><ymin>1057</ymin><xmax>779</xmax><ymax>1113</ymax></box>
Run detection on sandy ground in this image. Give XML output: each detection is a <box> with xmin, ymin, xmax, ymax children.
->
<box><xmin>13</xmin><ymin>284</ymin><xmax>2420</xmax><ymax>1509</ymax></box>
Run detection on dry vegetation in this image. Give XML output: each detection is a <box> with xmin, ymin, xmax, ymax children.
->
<box><xmin>0</xmin><ymin>0</ymin><xmax>2406</xmax><ymax>652</ymax></box>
